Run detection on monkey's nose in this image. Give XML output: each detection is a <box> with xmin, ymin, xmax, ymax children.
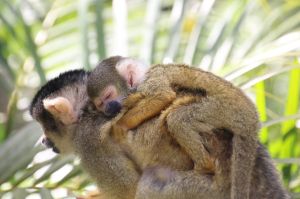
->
<box><xmin>105</xmin><ymin>101</ymin><xmax>122</xmax><ymax>117</ymax></box>
<box><xmin>42</xmin><ymin>137</ymin><xmax>55</xmax><ymax>148</ymax></box>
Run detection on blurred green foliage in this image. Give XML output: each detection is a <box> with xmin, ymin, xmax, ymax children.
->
<box><xmin>0</xmin><ymin>0</ymin><xmax>300</xmax><ymax>198</ymax></box>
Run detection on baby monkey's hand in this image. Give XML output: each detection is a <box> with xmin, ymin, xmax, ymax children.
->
<box><xmin>122</xmin><ymin>93</ymin><xmax>145</xmax><ymax>109</ymax></box>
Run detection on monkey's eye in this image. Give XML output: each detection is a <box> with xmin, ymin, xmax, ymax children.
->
<box><xmin>104</xmin><ymin>92</ymin><xmax>112</xmax><ymax>101</ymax></box>
<box><xmin>103</xmin><ymin>91</ymin><xmax>113</xmax><ymax>102</ymax></box>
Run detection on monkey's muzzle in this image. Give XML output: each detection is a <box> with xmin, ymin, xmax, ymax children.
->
<box><xmin>42</xmin><ymin>137</ymin><xmax>60</xmax><ymax>153</ymax></box>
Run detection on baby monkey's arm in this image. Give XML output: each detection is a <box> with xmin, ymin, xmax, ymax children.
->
<box><xmin>117</xmin><ymin>91</ymin><xmax>176</xmax><ymax>129</ymax></box>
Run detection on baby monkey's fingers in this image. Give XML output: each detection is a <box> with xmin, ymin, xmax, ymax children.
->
<box><xmin>123</xmin><ymin>93</ymin><xmax>145</xmax><ymax>109</ymax></box>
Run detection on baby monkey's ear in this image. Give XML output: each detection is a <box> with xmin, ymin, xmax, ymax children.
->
<box><xmin>116</xmin><ymin>58</ymin><xmax>149</xmax><ymax>89</ymax></box>
<box><xmin>43</xmin><ymin>97</ymin><xmax>77</xmax><ymax>125</ymax></box>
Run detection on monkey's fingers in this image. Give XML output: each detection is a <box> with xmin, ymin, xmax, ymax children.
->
<box><xmin>111</xmin><ymin>123</ymin><xmax>128</xmax><ymax>142</ymax></box>
<box><xmin>194</xmin><ymin>155</ymin><xmax>216</xmax><ymax>175</ymax></box>
<box><xmin>117</xmin><ymin>91</ymin><xmax>176</xmax><ymax>129</ymax></box>
<box><xmin>123</xmin><ymin>93</ymin><xmax>145</xmax><ymax>109</ymax></box>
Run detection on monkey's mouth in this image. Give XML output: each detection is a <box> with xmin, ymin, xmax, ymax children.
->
<box><xmin>42</xmin><ymin>137</ymin><xmax>60</xmax><ymax>153</ymax></box>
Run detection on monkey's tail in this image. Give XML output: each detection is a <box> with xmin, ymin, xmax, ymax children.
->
<box><xmin>231</xmin><ymin>135</ymin><xmax>257</xmax><ymax>199</ymax></box>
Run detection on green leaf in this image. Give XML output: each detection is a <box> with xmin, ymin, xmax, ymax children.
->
<box><xmin>33</xmin><ymin>156</ymin><xmax>74</xmax><ymax>185</ymax></box>
<box><xmin>163</xmin><ymin>0</ymin><xmax>186</xmax><ymax>62</ymax></box>
<box><xmin>3</xmin><ymin>0</ymin><xmax>46</xmax><ymax>83</ymax></box>
<box><xmin>281</xmin><ymin>68</ymin><xmax>300</xmax><ymax>134</ymax></box>
<box><xmin>94</xmin><ymin>0</ymin><xmax>106</xmax><ymax>60</ymax></box>
<box><xmin>55</xmin><ymin>165</ymin><xmax>83</xmax><ymax>187</ymax></box>
<box><xmin>0</xmin><ymin>122</ymin><xmax>43</xmax><ymax>184</ymax></box>
<box><xmin>78</xmin><ymin>0</ymin><xmax>91</xmax><ymax>70</ymax></box>
<box><xmin>39</xmin><ymin>188</ymin><xmax>54</xmax><ymax>199</ymax></box>
<box><xmin>262</xmin><ymin>113</ymin><xmax>300</xmax><ymax>128</ymax></box>
<box><xmin>183</xmin><ymin>0</ymin><xmax>216</xmax><ymax>64</ymax></box>
<box><xmin>141</xmin><ymin>0</ymin><xmax>162</xmax><ymax>63</ymax></box>
<box><xmin>5</xmin><ymin>89</ymin><xmax>18</xmax><ymax>138</ymax></box>
<box><xmin>13</xmin><ymin>188</ymin><xmax>29</xmax><ymax>199</ymax></box>
<box><xmin>0</xmin><ymin>122</ymin><xmax>4</xmax><ymax>142</ymax></box>
<box><xmin>255</xmin><ymin>81</ymin><xmax>268</xmax><ymax>143</ymax></box>
<box><xmin>12</xmin><ymin>157</ymin><xmax>59</xmax><ymax>187</ymax></box>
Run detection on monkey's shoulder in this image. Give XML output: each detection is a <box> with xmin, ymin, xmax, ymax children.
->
<box><xmin>148</xmin><ymin>64</ymin><xmax>234</xmax><ymax>89</ymax></box>
<box><xmin>150</xmin><ymin>63</ymin><xmax>198</xmax><ymax>72</ymax></box>
<box><xmin>149</xmin><ymin>63</ymin><xmax>222</xmax><ymax>78</ymax></box>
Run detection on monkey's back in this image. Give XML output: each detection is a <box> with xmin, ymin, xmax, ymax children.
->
<box><xmin>125</xmin><ymin>117</ymin><xmax>194</xmax><ymax>170</ymax></box>
<box><xmin>139</xmin><ymin>63</ymin><xmax>260</xmax><ymax>138</ymax></box>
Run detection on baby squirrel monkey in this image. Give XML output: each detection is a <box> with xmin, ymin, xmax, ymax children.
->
<box><xmin>87</xmin><ymin>56</ymin><xmax>261</xmax><ymax>199</ymax></box>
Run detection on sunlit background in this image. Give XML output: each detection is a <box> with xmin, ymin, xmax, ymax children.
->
<box><xmin>0</xmin><ymin>0</ymin><xmax>300</xmax><ymax>198</ymax></box>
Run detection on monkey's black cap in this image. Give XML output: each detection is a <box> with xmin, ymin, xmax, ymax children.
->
<box><xmin>30</xmin><ymin>69</ymin><xmax>90</xmax><ymax>133</ymax></box>
<box><xmin>30</xmin><ymin>69</ymin><xmax>89</xmax><ymax>117</ymax></box>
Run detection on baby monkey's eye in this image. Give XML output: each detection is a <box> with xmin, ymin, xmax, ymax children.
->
<box><xmin>104</xmin><ymin>92</ymin><xmax>112</xmax><ymax>100</ymax></box>
<box><xmin>101</xmin><ymin>85</ymin><xmax>117</xmax><ymax>103</ymax></box>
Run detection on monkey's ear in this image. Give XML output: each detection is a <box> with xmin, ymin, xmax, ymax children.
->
<box><xmin>116</xmin><ymin>58</ymin><xmax>149</xmax><ymax>89</ymax></box>
<box><xmin>43</xmin><ymin>97</ymin><xmax>77</xmax><ymax>125</ymax></box>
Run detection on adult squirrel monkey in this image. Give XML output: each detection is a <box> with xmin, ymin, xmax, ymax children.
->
<box><xmin>30</xmin><ymin>61</ymin><xmax>289</xmax><ymax>199</ymax></box>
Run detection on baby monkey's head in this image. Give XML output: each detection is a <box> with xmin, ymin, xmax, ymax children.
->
<box><xmin>87</xmin><ymin>56</ymin><xmax>149</xmax><ymax>117</ymax></box>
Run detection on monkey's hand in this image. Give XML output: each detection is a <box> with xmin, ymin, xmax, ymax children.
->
<box><xmin>117</xmin><ymin>91</ymin><xmax>176</xmax><ymax>130</ymax></box>
<box><xmin>194</xmin><ymin>155</ymin><xmax>216</xmax><ymax>175</ymax></box>
<box><xmin>123</xmin><ymin>93</ymin><xmax>145</xmax><ymax>109</ymax></box>
<box><xmin>111</xmin><ymin>123</ymin><xmax>128</xmax><ymax>143</ymax></box>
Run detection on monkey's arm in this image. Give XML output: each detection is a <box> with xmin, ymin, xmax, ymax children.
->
<box><xmin>117</xmin><ymin>91</ymin><xmax>176</xmax><ymax>129</ymax></box>
<box><xmin>117</xmin><ymin>67</ymin><xmax>176</xmax><ymax>130</ymax></box>
<box><xmin>122</xmin><ymin>93</ymin><xmax>145</xmax><ymax>109</ymax></box>
<box><xmin>74</xmin><ymin>126</ymin><xmax>140</xmax><ymax>199</ymax></box>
